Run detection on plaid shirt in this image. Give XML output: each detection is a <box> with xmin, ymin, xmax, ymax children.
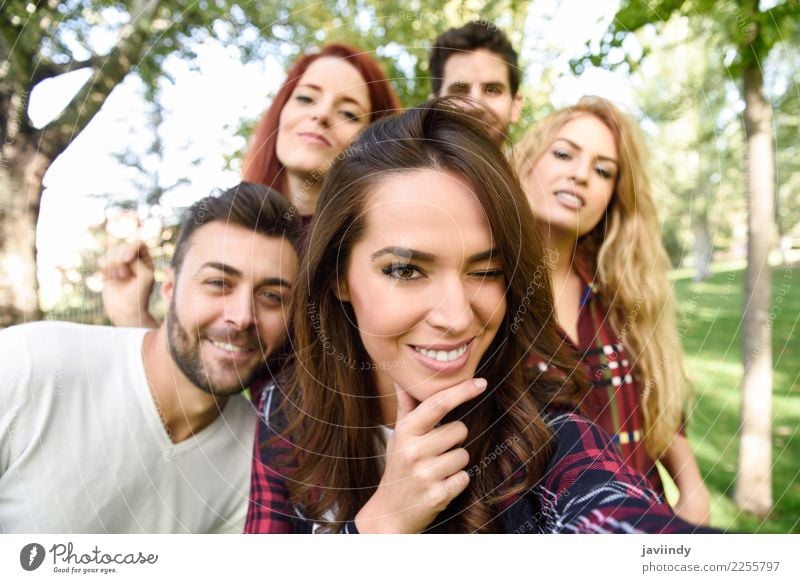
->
<box><xmin>527</xmin><ymin>281</ymin><xmax>669</xmax><ymax>495</ymax></box>
<box><xmin>245</xmin><ymin>382</ymin><xmax>711</xmax><ymax>534</ymax></box>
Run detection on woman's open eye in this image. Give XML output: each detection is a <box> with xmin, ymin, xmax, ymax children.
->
<box><xmin>295</xmin><ymin>94</ymin><xmax>313</xmax><ymax>104</ymax></box>
<box><xmin>382</xmin><ymin>263</ymin><xmax>423</xmax><ymax>281</ymax></box>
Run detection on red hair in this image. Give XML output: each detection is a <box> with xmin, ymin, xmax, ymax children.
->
<box><xmin>241</xmin><ymin>44</ymin><xmax>402</xmax><ymax>196</ymax></box>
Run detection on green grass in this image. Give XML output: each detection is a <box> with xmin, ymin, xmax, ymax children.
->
<box><xmin>667</xmin><ymin>264</ymin><xmax>800</xmax><ymax>533</ymax></box>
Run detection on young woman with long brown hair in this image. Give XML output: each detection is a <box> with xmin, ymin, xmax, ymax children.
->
<box><xmin>514</xmin><ymin>96</ymin><xmax>710</xmax><ymax>525</ymax></box>
<box><xmin>245</xmin><ymin>99</ymin><xmax>712</xmax><ymax>533</ymax></box>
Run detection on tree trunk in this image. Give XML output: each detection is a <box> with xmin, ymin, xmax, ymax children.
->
<box><xmin>0</xmin><ymin>132</ymin><xmax>50</xmax><ymax>327</ymax></box>
<box><xmin>734</xmin><ymin>60</ymin><xmax>774</xmax><ymax>517</ymax></box>
<box><xmin>692</xmin><ymin>220</ymin><xmax>713</xmax><ymax>282</ymax></box>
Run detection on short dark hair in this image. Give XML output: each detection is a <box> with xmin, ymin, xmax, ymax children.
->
<box><xmin>171</xmin><ymin>182</ymin><xmax>300</xmax><ymax>276</ymax></box>
<box><xmin>428</xmin><ymin>21</ymin><xmax>520</xmax><ymax>96</ymax></box>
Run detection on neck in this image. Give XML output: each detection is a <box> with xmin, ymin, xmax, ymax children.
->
<box><xmin>375</xmin><ymin>371</ymin><xmax>399</xmax><ymax>428</ymax></box>
<box><xmin>285</xmin><ymin>171</ymin><xmax>321</xmax><ymax>217</ymax></box>
<box><xmin>141</xmin><ymin>328</ymin><xmax>228</xmax><ymax>443</ymax></box>
<box><xmin>541</xmin><ymin>228</ymin><xmax>579</xmax><ymax>280</ymax></box>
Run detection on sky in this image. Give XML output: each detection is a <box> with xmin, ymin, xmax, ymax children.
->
<box><xmin>30</xmin><ymin>0</ymin><xmax>629</xmax><ymax>309</ymax></box>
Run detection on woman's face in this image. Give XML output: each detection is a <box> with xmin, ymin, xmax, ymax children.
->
<box><xmin>340</xmin><ymin>169</ymin><xmax>507</xmax><ymax>410</ymax></box>
<box><xmin>524</xmin><ymin>114</ymin><xmax>619</xmax><ymax>242</ymax></box>
<box><xmin>276</xmin><ymin>57</ymin><xmax>371</xmax><ymax>178</ymax></box>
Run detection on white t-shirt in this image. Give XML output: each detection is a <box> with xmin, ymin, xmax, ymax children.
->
<box><xmin>0</xmin><ymin>322</ymin><xmax>256</xmax><ymax>533</ymax></box>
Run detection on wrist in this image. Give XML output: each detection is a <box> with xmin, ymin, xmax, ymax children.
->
<box><xmin>355</xmin><ymin>495</ymin><xmax>408</xmax><ymax>534</ymax></box>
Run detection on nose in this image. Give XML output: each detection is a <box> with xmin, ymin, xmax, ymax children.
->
<box><xmin>571</xmin><ymin>155</ymin><xmax>590</xmax><ymax>185</ymax></box>
<box><xmin>468</xmin><ymin>85</ymin><xmax>483</xmax><ymax>101</ymax></box>
<box><xmin>224</xmin><ymin>287</ymin><xmax>256</xmax><ymax>330</ymax></box>
<box><xmin>311</xmin><ymin>98</ymin><xmax>332</xmax><ymax>127</ymax></box>
<box><xmin>425</xmin><ymin>275</ymin><xmax>474</xmax><ymax>335</ymax></box>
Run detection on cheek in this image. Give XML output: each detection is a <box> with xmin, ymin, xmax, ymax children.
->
<box><xmin>477</xmin><ymin>288</ymin><xmax>506</xmax><ymax>332</ymax></box>
<box><xmin>256</xmin><ymin>309</ymin><xmax>289</xmax><ymax>345</ymax></box>
<box><xmin>349</xmin><ymin>288</ymin><xmax>406</xmax><ymax>340</ymax></box>
<box><xmin>179</xmin><ymin>288</ymin><xmax>218</xmax><ymax>324</ymax></box>
<box><xmin>336</xmin><ymin>121</ymin><xmax>367</xmax><ymax>147</ymax></box>
<box><xmin>587</xmin><ymin>184</ymin><xmax>615</xmax><ymax>217</ymax></box>
<box><xmin>525</xmin><ymin>168</ymin><xmax>550</xmax><ymax>207</ymax></box>
<box><xmin>347</xmin><ymin>279</ymin><xmax>421</xmax><ymax>362</ymax></box>
<box><xmin>275</xmin><ymin>107</ymin><xmax>300</xmax><ymax>158</ymax></box>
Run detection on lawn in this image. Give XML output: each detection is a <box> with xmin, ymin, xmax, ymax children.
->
<box><xmin>666</xmin><ymin>264</ymin><xmax>800</xmax><ymax>533</ymax></box>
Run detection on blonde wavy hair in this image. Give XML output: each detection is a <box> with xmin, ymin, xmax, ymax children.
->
<box><xmin>514</xmin><ymin>95</ymin><xmax>691</xmax><ymax>459</ymax></box>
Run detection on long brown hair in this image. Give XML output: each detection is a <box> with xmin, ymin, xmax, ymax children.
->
<box><xmin>514</xmin><ymin>96</ymin><xmax>690</xmax><ymax>458</ymax></box>
<box><xmin>277</xmin><ymin>99</ymin><xmax>584</xmax><ymax>533</ymax></box>
<box><xmin>241</xmin><ymin>44</ymin><xmax>402</xmax><ymax>196</ymax></box>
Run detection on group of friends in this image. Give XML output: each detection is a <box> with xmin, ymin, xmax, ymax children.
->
<box><xmin>0</xmin><ymin>21</ymin><xmax>715</xmax><ymax>534</ymax></box>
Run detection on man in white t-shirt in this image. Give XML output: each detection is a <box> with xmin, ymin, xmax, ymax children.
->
<box><xmin>0</xmin><ymin>183</ymin><xmax>299</xmax><ymax>533</ymax></box>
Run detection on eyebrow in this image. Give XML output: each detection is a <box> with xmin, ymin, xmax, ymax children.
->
<box><xmin>447</xmin><ymin>80</ymin><xmax>507</xmax><ymax>89</ymax></box>
<box><xmin>296</xmin><ymin>83</ymin><xmax>367</xmax><ymax>110</ymax></box>
<box><xmin>197</xmin><ymin>262</ymin><xmax>292</xmax><ymax>288</ymax></box>
<box><xmin>555</xmin><ymin>137</ymin><xmax>618</xmax><ymax>166</ymax></box>
<box><xmin>371</xmin><ymin>247</ymin><xmax>497</xmax><ymax>264</ymax></box>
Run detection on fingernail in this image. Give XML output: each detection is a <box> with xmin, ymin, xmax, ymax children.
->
<box><xmin>473</xmin><ymin>378</ymin><xmax>487</xmax><ymax>390</ymax></box>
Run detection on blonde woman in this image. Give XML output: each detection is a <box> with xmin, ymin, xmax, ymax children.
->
<box><xmin>515</xmin><ymin>96</ymin><xmax>711</xmax><ymax>525</ymax></box>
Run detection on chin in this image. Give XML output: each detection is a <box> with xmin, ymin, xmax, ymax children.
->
<box><xmin>408</xmin><ymin>370</ymin><xmax>477</xmax><ymax>400</ymax></box>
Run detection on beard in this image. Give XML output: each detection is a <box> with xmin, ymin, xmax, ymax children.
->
<box><xmin>165</xmin><ymin>299</ymin><xmax>267</xmax><ymax>397</ymax></box>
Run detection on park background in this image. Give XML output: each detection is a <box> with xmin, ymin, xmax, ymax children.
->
<box><xmin>1</xmin><ymin>0</ymin><xmax>797</xmax><ymax>533</ymax></box>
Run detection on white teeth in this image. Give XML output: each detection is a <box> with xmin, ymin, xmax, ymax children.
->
<box><xmin>555</xmin><ymin>191</ymin><xmax>583</xmax><ymax>208</ymax></box>
<box><xmin>209</xmin><ymin>339</ymin><xmax>247</xmax><ymax>353</ymax></box>
<box><xmin>415</xmin><ymin>343</ymin><xmax>468</xmax><ymax>362</ymax></box>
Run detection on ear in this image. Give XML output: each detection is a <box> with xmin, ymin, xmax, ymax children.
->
<box><xmin>161</xmin><ymin>266</ymin><xmax>175</xmax><ymax>306</ymax></box>
<box><xmin>510</xmin><ymin>92</ymin><xmax>523</xmax><ymax>124</ymax></box>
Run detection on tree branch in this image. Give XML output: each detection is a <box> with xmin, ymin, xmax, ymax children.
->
<box><xmin>44</xmin><ymin>0</ymin><xmax>167</xmax><ymax>156</ymax></box>
<box><xmin>31</xmin><ymin>55</ymin><xmax>110</xmax><ymax>85</ymax></box>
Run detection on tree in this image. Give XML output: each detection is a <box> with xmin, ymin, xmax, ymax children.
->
<box><xmin>0</xmin><ymin>0</ymin><xmax>279</xmax><ymax>326</ymax></box>
<box><xmin>576</xmin><ymin>0</ymin><xmax>799</xmax><ymax>516</ymax></box>
<box><xmin>629</xmin><ymin>16</ymin><xmax>745</xmax><ymax>274</ymax></box>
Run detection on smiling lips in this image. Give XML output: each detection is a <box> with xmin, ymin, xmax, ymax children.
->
<box><xmin>554</xmin><ymin>190</ymin><xmax>585</xmax><ymax>209</ymax></box>
<box><xmin>206</xmin><ymin>337</ymin><xmax>257</xmax><ymax>361</ymax></box>
<box><xmin>297</xmin><ymin>132</ymin><xmax>332</xmax><ymax>147</ymax></box>
<box><xmin>414</xmin><ymin>343</ymin><xmax>469</xmax><ymax>362</ymax></box>
<box><xmin>409</xmin><ymin>338</ymin><xmax>475</xmax><ymax>372</ymax></box>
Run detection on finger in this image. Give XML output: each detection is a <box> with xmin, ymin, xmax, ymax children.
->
<box><xmin>426</xmin><ymin>447</ymin><xmax>470</xmax><ymax>481</ymax></box>
<box><xmin>434</xmin><ymin>470</ymin><xmax>470</xmax><ymax>507</ymax></box>
<box><xmin>418</xmin><ymin>420</ymin><xmax>469</xmax><ymax>457</ymax></box>
<box><xmin>404</xmin><ymin>378</ymin><xmax>487</xmax><ymax>435</ymax></box>
<box><xmin>136</xmin><ymin>242</ymin><xmax>155</xmax><ymax>269</ymax></box>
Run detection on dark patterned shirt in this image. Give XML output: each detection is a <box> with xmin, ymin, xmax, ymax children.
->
<box><xmin>527</xmin><ymin>282</ymin><xmax>666</xmax><ymax>494</ymax></box>
<box><xmin>245</xmin><ymin>382</ymin><xmax>711</xmax><ymax>534</ymax></box>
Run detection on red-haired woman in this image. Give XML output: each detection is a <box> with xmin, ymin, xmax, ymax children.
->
<box><xmin>242</xmin><ymin>44</ymin><xmax>401</xmax><ymax>217</ymax></box>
